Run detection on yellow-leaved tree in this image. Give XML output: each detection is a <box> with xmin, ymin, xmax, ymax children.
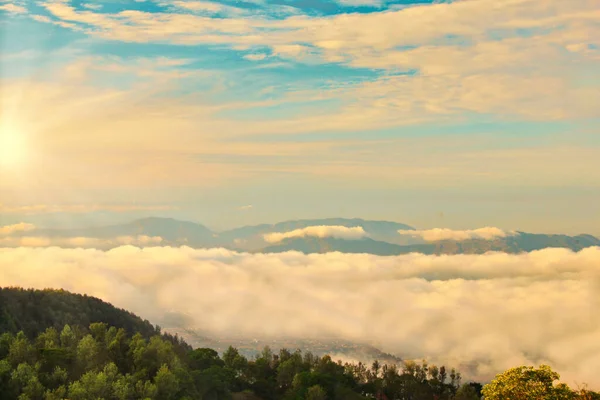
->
<box><xmin>481</xmin><ymin>365</ymin><xmax>576</xmax><ymax>400</ymax></box>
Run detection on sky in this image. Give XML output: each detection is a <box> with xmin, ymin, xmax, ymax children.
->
<box><xmin>1</xmin><ymin>0</ymin><xmax>599</xmax><ymax>233</ymax></box>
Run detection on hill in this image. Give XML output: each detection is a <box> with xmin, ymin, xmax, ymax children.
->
<box><xmin>0</xmin><ymin>287</ymin><xmax>190</xmax><ymax>353</ymax></box>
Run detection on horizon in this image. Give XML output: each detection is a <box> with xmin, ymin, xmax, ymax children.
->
<box><xmin>2</xmin><ymin>213</ymin><xmax>600</xmax><ymax>238</ymax></box>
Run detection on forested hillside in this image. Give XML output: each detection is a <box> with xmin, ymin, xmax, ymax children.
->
<box><xmin>0</xmin><ymin>287</ymin><xmax>190</xmax><ymax>354</ymax></box>
<box><xmin>0</xmin><ymin>288</ymin><xmax>598</xmax><ymax>399</ymax></box>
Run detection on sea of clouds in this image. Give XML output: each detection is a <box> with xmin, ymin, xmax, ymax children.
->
<box><xmin>1</xmin><ymin>244</ymin><xmax>599</xmax><ymax>388</ymax></box>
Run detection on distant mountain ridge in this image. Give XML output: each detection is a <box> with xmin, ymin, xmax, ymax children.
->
<box><xmin>6</xmin><ymin>217</ymin><xmax>599</xmax><ymax>255</ymax></box>
<box><xmin>217</xmin><ymin>218</ymin><xmax>418</xmax><ymax>250</ymax></box>
<box><xmin>259</xmin><ymin>232</ymin><xmax>600</xmax><ymax>255</ymax></box>
<box><xmin>28</xmin><ymin>217</ymin><xmax>217</xmax><ymax>247</ymax></box>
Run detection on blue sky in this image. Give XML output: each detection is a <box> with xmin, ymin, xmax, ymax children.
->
<box><xmin>0</xmin><ymin>0</ymin><xmax>599</xmax><ymax>233</ymax></box>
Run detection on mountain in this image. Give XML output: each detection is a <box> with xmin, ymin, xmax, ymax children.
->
<box><xmin>260</xmin><ymin>236</ymin><xmax>408</xmax><ymax>255</ymax></box>
<box><xmin>24</xmin><ymin>217</ymin><xmax>218</xmax><ymax>248</ymax></box>
<box><xmin>218</xmin><ymin>218</ymin><xmax>418</xmax><ymax>250</ymax></box>
<box><xmin>8</xmin><ymin>216</ymin><xmax>599</xmax><ymax>255</ymax></box>
<box><xmin>398</xmin><ymin>232</ymin><xmax>600</xmax><ymax>255</ymax></box>
<box><xmin>258</xmin><ymin>232</ymin><xmax>600</xmax><ymax>255</ymax></box>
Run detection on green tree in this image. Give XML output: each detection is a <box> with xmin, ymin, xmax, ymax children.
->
<box><xmin>112</xmin><ymin>373</ymin><xmax>136</xmax><ymax>400</ymax></box>
<box><xmin>7</xmin><ymin>332</ymin><xmax>33</xmax><ymax>367</ymax></box>
<box><xmin>59</xmin><ymin>325</ymin><xmax>77</xmax><ymax>349</ymax></box>
<box><xmin>68</xmin><ymin>362</ymin><xmax>120</xmax><ymax>400</ymax></box>
<box><xmin>455</xmin><ymin>383</ymin><xmax>480</xmax><ymax>400</ymax></box>
<box><xmin>35</xmin><ymin>328</ymin><xmax>59</xmax><ymax>350</ymax></box>
<box><xmin>44</xmin><ymin>385</ymin><xmax>67</xmax><ymax>400</ymax></box>
<box><xmin>155</xmin><ymin>364</ymin><xmax>180</xmax><ymax>400</ymax></box>
<box><xmin>189</xmin><ymin>348</ymin><xmax>224</xmax><ymax>371</ymax></box>
<box><xmin>306</xmin><ymin>384</ymin><xmax>327</xmax><ymax>400</ymax></box>
<box><xmin>75</xmin><ymin>335</ymin><xmax>102</xmax><ymax>373</ymax></box>
<box><xmin>10</xmin><ymin>362</ymin><xmax>45</xmax><ymax>400</ymax></box>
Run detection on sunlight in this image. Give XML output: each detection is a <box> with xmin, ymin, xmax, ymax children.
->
<box><xmin>0</xmin><ymin>122</ymin><xmax>28</xmax><ymax>169</ymax></box>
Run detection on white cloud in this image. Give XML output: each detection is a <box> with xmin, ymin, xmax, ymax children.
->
<box><xmin>0</xmin><ymin>223</ymin><xmax>36</xmax><ymax>236</ymax></box>
<box><xmin>398</xmin><ymin>227</ymin><xmax>519</xmax><ymax>242</ymax></box>
<box><xmin>30</xmin><ymin>0</ymin><xmax>599</xmax><ymax>124</ymax></box>
<box><xmin>171</xmin><ymin>1</ymin><xmax>237</xmax><ymax>14</ymax></box>
<box><xmin>243</xmin><ymin>53</ymin><xmax>267</xmax><ymax>61</ymax></box>
<box><xmin>81</xmin><ymin>3</ymin><xmax>102</xmax><ymax>10</ymax></box>
<box><xmin>264</xmin><ymin>225</ymin><xmax>368</xmax><ymax>243</ymax></box>
<box><xmin>336</xmin><ymin>0</ymin><xmax>383</xmax><ymax>8</ymax></box>
<box><xmin>0</xmin><ymin>3</ymin><xmax>26</xmax><ymax>13</ymax></box>
<box><xmin>238</xmin><ymin>205</ymin><xmax>253</xmax><ymax>210</ymax></box>
<box><xmin>1</xmin><ymin>246</ymin><xmax>600</xmax><ymax>389</ymax></box>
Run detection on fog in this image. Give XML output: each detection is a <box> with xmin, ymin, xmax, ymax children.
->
<box><xmin>0</xmin><ymin>235</ymin><xmax>163</xmax><ymax>248</ymax></box>
<box><xmin>1</xmin><ymin>245</ymin><xmax>599</xmax><ymax>388</ymax></box>
<box><xmin>398</xmin><ymin>227</ymin><xmax>518</xmax><ymax>241</ymax></box>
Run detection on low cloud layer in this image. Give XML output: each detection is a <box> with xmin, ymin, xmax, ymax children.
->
<box><xmin>264</xmin><ymin>225</ymin><xmax>368</xmax><ymax>243</ymax></box>
<box><xmin>398</xmin><ymin>227</ymin><xmax>518</xmax><ymax>242</ymax></box>
<box><xmin>0</xmin><ymin>235</ymin><xmax>162</xmax><ymax>248</ymax></box>
<box><xmin>1</xmin><ymin>246</ymin><xmax>600</xmax><ymax>388</ymax></box>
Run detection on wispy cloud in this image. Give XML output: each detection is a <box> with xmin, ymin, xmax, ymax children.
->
<box><xmin>81</xmin><ymin>3</ymin><xmax>102</xmax><ymax>11</ymax></box>
<box><xmin>335</xmin><ymin>0</ymin><xmax>384</xmax><ymax>8</ymax></box>
<box><xmin>238</xmin><ymin>205</ymin><xmax>253</xmax><ymax>211</ymax></box>
<box><xmin>28</xmin><ymin>0</ymin><xmax>598</xmax><ymax>125</ymax></box>
<box><xmin>0</xmin><ymin>235</ymin><xmax>163</xmax><ymax>248</ymax></box>
<box><xmin>0</xmin><ymin>204</ymin><xmax>177</xmax><ymax>214</ymax></box>
<box><xmin>398</xmin><ymin>227</ymin><xmax>519</xmax><ymax>242</ymax></box>
<box><xmin>0</xmin><ymin>223</ymin><xmax>36</xmax><ymax>236</ymax></box>
<box><xmin>264</xmin><ymin>225</ymin><xmax>368</xmax><ymax>243</ymax></box>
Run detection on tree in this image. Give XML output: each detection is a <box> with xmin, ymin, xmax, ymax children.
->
<box><xmin>60</xmin><ymin>325</ymin><xmax>77</xmax><ymax>349</ymax></box>
<box><xmin>75</xmin><ymin>335</ymin><xmax>101</xmax><ymax>373</ymax></box>
<box><xmin>481</xmin><ymin>365</ymin><xmax>575</xmax><ymax>400</ymax></box>
<box><xmin>306</xmin><ymin>384</ymin><xmax>327</xmax><ymax>400</ymax></box>
<box><xmin>455</xmin><ymin>383</ymin><xmax>480</xmax><ymax>400</ymax></box>
<box><xmin>189</xmin><ymin>348</ymin><xmax>224</xmax><ymax>371</ymax></box>
<box><xmin>155</xmin><ymin>364</ymin><xmax>180</xmax><ymax>400</ymax></box>
<box><xmin>7</xmin><ymin>332</ymin><xmax>33</xmax><ymax>367</ymax></box>
<box><xmin>68</xmin><ymin>362</ymin><xmax>120</xmax><ymax>400</ymax></box>
<box><xmin>10</xmin><ymin>362</ymin><xmax>45</xmax><ymax>400</ymax></box>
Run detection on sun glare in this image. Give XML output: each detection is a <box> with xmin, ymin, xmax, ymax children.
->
<box><xmin>0</xmin><ymin>124</ymin><xmax>28</xmax><ymax>169</ymax></box>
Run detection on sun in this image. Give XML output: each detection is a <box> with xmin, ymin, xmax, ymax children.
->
<box><xmin>0</xmin><ymin>125</ymin><xmax>28</xmax><ymax>169</ymax></box>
